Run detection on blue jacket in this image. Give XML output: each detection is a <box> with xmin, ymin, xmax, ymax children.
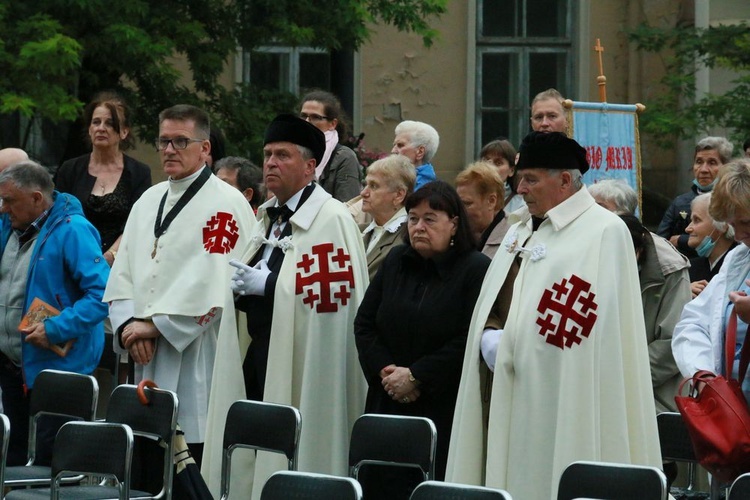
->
<box><xmin>0</xmin><ymin>192</ymin><xmax>109</xmax><ymax>388</ymax></box>
<box><xmin>415</xmin><ymin>163</ymin><xmax>437</xmax><ymax>191</ymax></box>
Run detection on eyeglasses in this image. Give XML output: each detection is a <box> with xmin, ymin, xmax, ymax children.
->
<box><xmin>299</xmin><ymin>112</ymin><xmax>329</xmax><ymax>123</ymax></box>
<box><xmin>154</xmin><ymin>137</ymin><xmax>204</xmax><ymax>151</ymax></box>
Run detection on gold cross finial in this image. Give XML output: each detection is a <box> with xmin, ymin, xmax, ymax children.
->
<box><xmin>594</xmin><ymin>38</ymin><xmax>605</xmax><ymax>76</ymax></box>
<box><xmin>594</xmin><ymin>38</ymin><xmax>607</xmax><ymax>102</ymax></box>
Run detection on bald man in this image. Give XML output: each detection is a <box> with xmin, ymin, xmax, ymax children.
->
<box><xmin>0</xmin><ymin>149</ymin><xmax>28</xmax><ymax>171</ymax></box>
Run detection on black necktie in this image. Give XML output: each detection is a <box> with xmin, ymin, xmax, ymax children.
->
<box><xmin>267</xmin><ymin>205</ymin><xmax>293</xmax><ymax>237</ymax></box>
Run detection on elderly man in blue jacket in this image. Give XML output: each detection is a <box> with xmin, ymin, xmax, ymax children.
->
<box><xmin>0</xmin><ymin>160</ymin><xmax>109</xmax><ymax>465</ymax></box>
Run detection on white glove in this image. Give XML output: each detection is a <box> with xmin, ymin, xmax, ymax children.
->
<box><xmin>230</xmin><ymin>259</ymin><xmax>271</xmax><ymax>296</ymax></box>
<box><xmin>480</xmin><ymin>328</ymin><xmax>504</xmax><ymax>372</ymax></box>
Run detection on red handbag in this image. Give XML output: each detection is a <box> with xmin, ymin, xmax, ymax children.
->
<box><xmin>675</xmin><ymin>308</ymin><xmax>750</xmax><ymax>483</ymax></box>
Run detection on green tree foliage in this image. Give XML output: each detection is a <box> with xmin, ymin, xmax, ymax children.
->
<box><xmin>0</xmin><ymin>0</ymin><xmax>447</xmax><ymax>161</ymax></box>
<box><xmin>629</xmin><ymin>22</ymin><xmax>750</xmax><ymax>148</ymax></box>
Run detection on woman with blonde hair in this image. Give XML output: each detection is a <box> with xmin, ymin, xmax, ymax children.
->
<box><xmin>360</xmin><ymin>155</ymin><xmax>415</xmax><ymax>279</ymax></box>
<box><xmin>685</xmin><ymin>193</ymin><xmax>737</xmax><ymax>297</ymax></box>
<box><xmin>674</xmin><ymin>159</ymin><xmax>750</xmax><ymax>409</ymax></box>
<box><xmin>455</xmin><ymin>161</ymin><xmax>509</xmax><ymax>258</ymax></box>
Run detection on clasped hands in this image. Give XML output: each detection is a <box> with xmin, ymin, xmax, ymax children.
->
<box><xmin>230</xmin><ymin>259</ymin><xmax>271</xmax><ymax>296</ymax></box>
<box><xmin>122</xmin><ymin>320</ymin><xmax>159</xmax><ymax>366</ymax></box>
<box><xmin>381</xmin><ymin>364</ymin><xmax>420</xmax><ymax>404</ymax></box>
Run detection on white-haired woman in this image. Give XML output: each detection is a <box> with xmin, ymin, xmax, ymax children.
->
<box><xmin>685</xmin><ymin>193</ymin><xmax>737</xmax><ymax>297</ymax></box>
<box><xmin>392</xmin><ymin>120</ymin><xmax>439</xmax><ymax>190</ymax></box>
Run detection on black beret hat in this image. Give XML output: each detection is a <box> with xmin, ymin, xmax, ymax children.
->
<box><xmin>516</xmin><ymin>131</ymin><xmax>589</xmax><ymax>174</ymax></box>
<box><xmin>264</xmin><ymin>114</ymin><xmax>326</xmax><ymax>166</ymax></box>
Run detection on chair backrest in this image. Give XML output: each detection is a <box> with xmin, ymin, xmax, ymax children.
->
<box><xmin>557</xmin><ymin>460</ymin><xmax>668</xmax><ymax>500</ymax></box>
<box><xmin>50</xmin><ymin>421</ymin><xmax>133</xmax><ymax>500</ymax></box>
<box><xmin>729</xmin><ymin>472</ymin><xmax>750</xmax><ymax>500</ymax></box>
<box><xmin>27</xmin><ymin>369</ymin><xmax>99</xmax><ymax>462</ymax></box>
<box><xmin>106</xmin><ymin>384</ymin><xmax>178</xmax><ymax>500</ymax></box>
<box><xmin>220</xmin><ymin>400</ymin><xmax>302</xmax><ymax>500</ymax></box>
<box><xmin>656</xmin><ymin>411</ymin><xmax>699</xmax><ymax>490</ymax></box>
<box><xmin>260</xmin><ymin>470</ymin><xmax>362</xmax><ymax>500</ymax></box>
<box><xmin>410</xmin><ymin>480</ymin><xmax>512</xmax><ymax>499</ymax></box>
<box><xmin>656</xmin><ymin>412</ymin><xmax>696</xmax><ymax>462</ymax></box>
<box><xmin>0</xmin><ymin>414</ymin><xmax>9</xmax><ymax>488</ymax></box>
<box><xmin>349</xmin><ymin>414</ymin><xmax>437</xmax><ymax>481</ymax></box>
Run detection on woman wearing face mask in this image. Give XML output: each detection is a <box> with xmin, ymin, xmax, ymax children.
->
<box><xmin>657</xmin><ymin>136</ymin><xmax>733</xmax><ymax>258</ymax></box>
<box><xmin>686</xmin><ymin>193</ymin><xmax>737</xmax><ymax>297</ymax></box>
<box><xmin>298</xmin><ymin>90</ymin><xmax>362</xmax><ymax>202</ymax></box>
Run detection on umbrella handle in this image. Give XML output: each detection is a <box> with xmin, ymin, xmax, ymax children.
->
<box><xmin>137</xmin><ymin>379</ymin><xmax>158</xmax><ymax>405</ymax></box>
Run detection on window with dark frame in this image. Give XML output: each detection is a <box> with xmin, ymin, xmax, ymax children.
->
<box><xmin>476</xmin><ymin>0</ymin><xmax>574</xmax><ymax>153</ymax></box>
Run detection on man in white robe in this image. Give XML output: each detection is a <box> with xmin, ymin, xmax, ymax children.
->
<box><xmin>104</xmin><ymin>105</ymin><xmax>256</xmax><ymax>462</ymax></box>
<box><xmin>202</xmin><ymin>114</ymin><xmax>368</xmax><ymax>499</ymax></box>
<box><xmin>446</xmin><ymin>132</ymin><xmax>662</xmax><ymax>499</ymax></box>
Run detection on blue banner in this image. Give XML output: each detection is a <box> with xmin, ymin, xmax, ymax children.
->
<box><xmin>567</xmin><ymin>101</ymin><xmax>641</xmax><ymax>201</ymax></box>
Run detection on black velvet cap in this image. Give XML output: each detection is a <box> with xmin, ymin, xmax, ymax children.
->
<box><xmin>264</xmin><ymin>114</ymin><xmax>326</xmax><ymax>166</ymax></box>
<box><xmin>516</xmin><ymin>131</ymin><xmax>589</xmax><ymax>174</ymax></box>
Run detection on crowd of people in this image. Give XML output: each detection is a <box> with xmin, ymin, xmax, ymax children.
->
<box><xmin>1</xmin><ymin>86</ymin><xmax>750</xmax><ymax>500</ymax></box>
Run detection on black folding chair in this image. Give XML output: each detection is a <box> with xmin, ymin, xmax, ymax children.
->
<box><xmin>260</xmin><ymin>470</ymin><xmax>361</xmax><ymax>500</ymax></box>
<box><xmin>220</xmin><ymin>399</ymin><xmax>302</xmax><ymax>500</ymax></box>
<box><xmin>4</xmin><ymin>369</ymin><xmax>99</xmax><ymax>490</ymax></box>
<box><xmin>349</xmin><ymin>413</ymin><xmax>437</xmax><ymax>498</ymax></box>
<box><xmin>5</xmin><ymin>421</ymin><xmax>134</xmax><ymax>500</ymax></box>
<box><xmin>728</xmin><ymin>472</ymin><xmax>750</xmax><ymax>500</ymax></box>
<box><xmin>557</xmin><ymin>460</ymin><xmax>668</xmax><ymax>500</ymax></box>
<box><xmin>0</xmin><ymin>413</ymin><xmax>10</xmax><ymax>488</ymax></box>
<box><xmin>657</xmin><ymin>412</ymin><xmax>702</xmax><ymax>492</ymax></box>
<box><xmin>105</xmin><ymin>383</ymin><xmax>178</xmax><ymax>500</ymax></box>
<box><xmin>410</xmin><ymin>480</ymin><xmax>512</xmax><ymax>499</ymax></box>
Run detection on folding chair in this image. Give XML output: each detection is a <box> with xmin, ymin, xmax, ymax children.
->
<box><xmin>219</xmin><ymin>399</ymin><xmax>302</xmax><ymax>500</ymax></box>
<box><xmin>4</xmin><ymin>369</ymin><xmax>99</xmax><ymax>489</ymax></box>
<box><xmin>5</xmin><ymin>421</ymin><xmax>134</xmax><ymax>500</ymax></box>
<box><xmin>557</xmin><ymin>460</ymin><xmax>668</xmax><ymax>500</ymax></box>
<box><xmin>0</xmin><ymin>414</ymin><xmax>10</xmax><ymax>488</ymax></box>
<box><xmin>728</xmin><ymin>472</ymin><xmax>750</xmax><ymax>500</ymax></box>
<box><xmin>349</xmin><ymin>413</ymin><xmax>437</xmax><ymax>499</ymax></box>
<box><xmin>105</xmin><ymin>383</ymin><xmax>179</xmax><ymax>500</ymax></box>
<box><xmin>656</xmin><ymin>412</ymin><xmax>701</xmax><ymax>492</ymax></box>
<box><xmin>410</xmin><ymin>480</ymin><xmax>512</xmax><ymax>499</ymax></box>
<box><xmin>260</xmin><ymin>470</ymin><xmax>361</xmax><ymax>500</ymax></box>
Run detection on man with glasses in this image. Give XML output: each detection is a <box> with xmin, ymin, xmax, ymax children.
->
<box><xmin>104</xmin><ymin>104</ymin><xmax>256</xmax><ymax>465</ymax></box>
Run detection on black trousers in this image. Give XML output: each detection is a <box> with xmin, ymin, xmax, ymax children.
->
<box><xmin>0</xmin><ymin>353</ymin><xmax>30</xmax><ymax>465</ymax></box>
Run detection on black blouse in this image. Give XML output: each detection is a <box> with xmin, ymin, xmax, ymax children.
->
<box><xmin>54</xmin><ymin>153</ymin><xmax>152</xmax><ymax>252</ymax></box>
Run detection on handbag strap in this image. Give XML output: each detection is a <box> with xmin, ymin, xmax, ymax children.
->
<box><xmin>726</xmin><ymin>308</ymin><xmax>750</xmax><ymax>382</ymax></box>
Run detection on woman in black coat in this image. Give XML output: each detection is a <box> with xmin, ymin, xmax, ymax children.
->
<box><xmin>354</xmin><ymin>181</ymin><xmax>490</xmax><ymax>497</ymax></box>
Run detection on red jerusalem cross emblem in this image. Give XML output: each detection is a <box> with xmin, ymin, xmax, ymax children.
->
<box><xmin>202</xmin><ymin>212</ymin><xmax>240</xmax><ymax>254</ymax></box>
<box><xmin>296</xmin><ymin>243</ymin><xmax>355</xmax><ymax>313</ymax></box>
<box><xmin>536</xmin><ymin>274</ymin><xmax>598</xmax><ymax>349</ymax></box>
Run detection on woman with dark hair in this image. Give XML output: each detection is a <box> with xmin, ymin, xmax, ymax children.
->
<box><xmin>299</xmin><ymin>90</ymin><xmax>362</xmax><ymax>201</ymax></box>
<box><xmin>354</xmin><ymin>181</ymin><xmax>490</xmax><ymax>497</ymax></box>
<box><xmin>55</xmin><ymin>91</ymin><xmax>151</xmax><ymax>384</ymax></box>
<box><xmin>480</xmin><ymin>138</ymin><xmax>525</xmax><ymax>213</ymax></box>
<box><xmin>55</xmin><ymin>90</ymin><xmax>152</xmax><ymax>266</ymax></box>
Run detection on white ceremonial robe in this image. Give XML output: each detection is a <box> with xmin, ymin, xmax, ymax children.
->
<box><xmin>104</xmin><ymin>168</ymin><xmax>256</xmax><ymax>443</ymax></box>
<box><xmin>446</xmin><ymin>187</ymin><xmax>662</xmax><ymax>499</ymax></box>
<box><xmin>202</xmin><ymin>184</ymin><xmax>368</xmax><ymax>499</ymax></box>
